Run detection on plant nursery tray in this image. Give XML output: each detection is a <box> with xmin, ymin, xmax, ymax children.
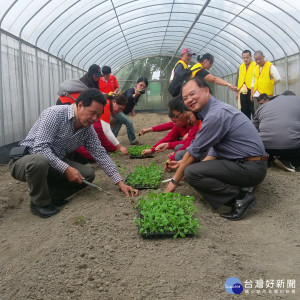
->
<box><xmin>137</xmin><ymin>211</ymin><xmax>195</xmax><ymax>239</ymax></box>
<box><xmin>124</xmin><ymin>177</ymin><xmax>160</xmax><ymax>190</ymax></box>
<box><xmin>129</xmin><ymin>155</ymin><xmax>154</xmax><ymax>159</ymax></box>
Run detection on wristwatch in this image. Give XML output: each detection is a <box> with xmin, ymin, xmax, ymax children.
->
<box><xmin>171</xmin><ymin>178</ymin><xmax>180</xmax><ymax>185</ymax></box>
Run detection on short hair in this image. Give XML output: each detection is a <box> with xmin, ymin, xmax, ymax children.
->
<box><xmin>76</xmin><ymin>88</ymin><xmax>107</xmax><ymax>107</ymax></box>
<box><xmin>137</xmin><ymin>77</ymin><xmax>148</xmax><ymax>87</ymax></box>
<box><xmin>282</xmin><ymin>90</ymin><xmax>296</xmax><ymax>96</ymax></box>
<box><xmin>254</xmin><ymin>50</ymin><xmax>264</xmax><ymax>57</ymax></box>
<box><xmin>168</xmin><ymin>95</ymin><xmax>185</xmax><ymax>112</ymax></box>
<box><xmin>183</xmin><ymin>104</ymin><xmax>200</xmax><ymax>120</ymax></box>
<box><xmin>168</xmin><ymin>110</ymin><xmax>175</xmax><ymax>118</ymax></box>
<box><xmin>102</xmin><ymin>66</ymin><xmax>111</xmax><ymax>75</ymax></box>
<box><xmin>242</xmin><ymin>50</ymin><xmax>252</xmax><ymax>56</ymax></box>
<box><xmin>257</xmin><ymin>93</ymin><xmax>270</xmax><ymax>102</ymax></box>
<box><xmin>182</xmin><ymin>77</ymin><xmax>210</xmax><ymax>90</ymax></box>
<box><xmin>197</xmin><ymin>53</ymin><xmax>214</xmax><ymax>64</ymax></box>
<box><xmin>113</xmin><ymin>94</ymin><xmax>128</xmax><ymax>106</ymax></box>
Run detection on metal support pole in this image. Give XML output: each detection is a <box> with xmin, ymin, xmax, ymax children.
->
<box><xmin>284</xmin><ymin>53</ymin><xmax>289</xmax><ymax>91</ymax></box>
<box><xmin>18</xmin><ymin>39</ymin><xmax>26</xmax><ymax>137</ymax></box>
<box><xmin>35</xmin><ymin>48</ymin><xmax>41</xmax><ymax>114</ymax></box>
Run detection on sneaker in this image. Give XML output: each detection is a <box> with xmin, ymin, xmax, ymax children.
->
<box><xmin>274</xmin><ymin>158</ymin><xmax>295</xmax><ymax>172</ymax></box>
<box><xmin>130</xmin><ymin>141</ymin><xmax>142</xmax><ymax>145</ymax></box>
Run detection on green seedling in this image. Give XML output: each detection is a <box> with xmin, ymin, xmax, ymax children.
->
<box><xmin>110</xmin><ymin>149</ymin><xmax>121</xmax><ymax>157</ymax></box>
<box><xmin>128</xmin><ymin>145</ymin><xmax>152</xmax><ymax>156</ymax></box>
<box><xmin>126</xmin><ymin>162</ymin><xmax>163</xmax><ymax>188</ymax></box>
<box><xmin>134</xmin><ymin>192</ymin><xmax>200</xmax><ymax>238</ymax></box>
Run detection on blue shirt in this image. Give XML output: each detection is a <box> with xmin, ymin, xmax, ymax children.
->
<box><xmin>187</xmin><ymin>96</ymin><xmax>266</xmax><ymax>161</ymax></box>
<box><xmin>20</xmin><ymin>104</ymin><xmax>122</xmax><ymax>184</ymax></box>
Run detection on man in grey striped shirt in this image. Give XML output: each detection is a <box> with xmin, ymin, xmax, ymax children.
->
<box><xmin>9</xmin><ymin>89</ymin><xmax>138</xmax><ymax>218</ymax></box>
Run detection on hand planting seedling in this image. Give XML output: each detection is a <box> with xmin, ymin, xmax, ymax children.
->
<box><xmin>128</xmin><ymin>145</ymin><xmax>152</xmax><ymax>158</ymax></box>
<box><xmin>134</xmin><ymin>192</ymin><xmax>200</xmax><ymax>238</ymax></box>
<box><xmin>125</xmin><ymin>162</ymin><xmax>163</xmax><ymax>189</ymax></box>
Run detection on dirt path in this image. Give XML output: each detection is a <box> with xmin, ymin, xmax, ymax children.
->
<box><xmin>0</xmin><ymin>112</ymin><xmax>299</xmax><ymax>300</ymax></box>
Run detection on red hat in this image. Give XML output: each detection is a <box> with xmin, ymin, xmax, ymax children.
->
<box><xmin>181</xmin><ymin>48</ymin><xmax>195</xmax><ymax>55</ymax></box>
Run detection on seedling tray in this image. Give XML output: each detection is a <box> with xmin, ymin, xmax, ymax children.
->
<box><xmin>129</xmin><ymin>154</ymin><xmax>154</xmax><ymax>159</ymax></box>
<box><xmin>124</xmin><ymin>176</ymin><xmax>160</xmax><ymax>190</ymax></box>
<box><xmin>137</xmin><ymin>211</ymin><xmax>195</xmax><ymax>239</ymax></box>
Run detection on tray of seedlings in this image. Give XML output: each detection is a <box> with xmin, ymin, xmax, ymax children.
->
<box><xmin>128</xmin><ymin>145</ymin><xmax>153</xmax><ymax>158</ymax></box>
<box><xmin>125</xmin><ymin>162</ymin><xmax>163</xmax><ymax>189</ymax></box>
<box><xmin>134</xmin><ymin>192</ymin><xmax>200</xmax><ymax>239</ymax></box>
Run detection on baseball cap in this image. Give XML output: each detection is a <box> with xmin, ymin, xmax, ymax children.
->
<box><xmin>181</xmin><ymin>48</ymin><xmax>195</xmax><ymax>55</ymax></box>
<box><xmin>88</xmin><ymin>64</ymin><xmax>103</xmax><ymax>77</ymax></box>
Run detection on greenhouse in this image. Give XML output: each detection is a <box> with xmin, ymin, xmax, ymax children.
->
<box><xmin>0</xmin><ymin>1</ymin><xmax>299</xmax><ymax>299</ymax></box>
<box><xmin>1</xmin><ymin>0</ymin><xmax>300</xmax><ymax>151</ymax></box>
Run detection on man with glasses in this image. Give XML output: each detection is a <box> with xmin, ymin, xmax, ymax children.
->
<box><xmin>165</xmin><ymin>77</ymin><xmax>268</xmax><ymax>221</ymax></box>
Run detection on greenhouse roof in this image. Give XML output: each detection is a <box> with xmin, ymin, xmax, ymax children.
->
<box><xmin>1</xmin><ymin>0</ymin><xmax>300</xmax><ymax>77</ymax></box>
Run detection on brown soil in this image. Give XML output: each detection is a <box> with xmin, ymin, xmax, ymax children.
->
<box><xmin>0</xmin><ymin>112</ymin><xmax>299</xmax><ymax>300</ymax></box>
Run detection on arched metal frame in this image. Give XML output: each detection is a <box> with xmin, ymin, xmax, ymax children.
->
<box><xmin>0</xmin><ymin>0</ymin><xmax>299</xmax><ymax>78</ymax></box>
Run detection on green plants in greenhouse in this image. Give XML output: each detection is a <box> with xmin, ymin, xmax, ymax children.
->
<box><xmin>134</xmin><ymin>192</ymin><xmax>200</xmax><ymax>238</ymax></box>
<box><xmin>128</xmin><ymin>145</ymin><xmax>152</xmax><ymax>157</ymax></box>
<box><xmin>125</xmin><ymin>162</ymin><xmax>163</xmax><ymax>189</ymax></box>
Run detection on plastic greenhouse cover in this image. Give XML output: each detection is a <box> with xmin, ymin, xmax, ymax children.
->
<box><xmin>0</xmin><ymin>0</ymin><xmax>299</xmax><ymax>76</ymax></box>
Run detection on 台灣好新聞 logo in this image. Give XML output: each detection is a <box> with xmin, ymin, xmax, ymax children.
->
<box><xmin>225</xmin><ymin>277</ymin><xmax>243</xmax><ymax>294</ymax></box>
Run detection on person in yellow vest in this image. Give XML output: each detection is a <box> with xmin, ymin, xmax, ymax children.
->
<box><xmin>236</xmin><ymin>50</ymin><xmax>256</xmax><ymax>119</ymax></box>
<box><xmin>251</xmin><ymin>50</ymin><xmax>281</xmax><ymax>112</ymax></box>
<box><xmin>190</xmin><ymin>53</ymin><xmax>236</xmax><ymax>91</ymax></box>
<box><xmin>170</xmin><ymin>48</ymin><xmax>195</xmax><ymax>82</ymax></box>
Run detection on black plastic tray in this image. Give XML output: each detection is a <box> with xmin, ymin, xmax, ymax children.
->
<box><xmin>124</xmin><ymin>177</ymin><xmax>160</xmax><ymax>190</ymax></box>
<box><xmin>129</xmin><ymin>155</ymin><xmax>154</xmax><ymax>159</ymax></box>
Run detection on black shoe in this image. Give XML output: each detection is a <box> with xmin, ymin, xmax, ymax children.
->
<box><xmin>274</xmin><ymin>158</ymin><xmax>295</xmax><ymax>172</ymax></box>
<box><xmin>220</xmin><ymin>192</ymin><xmax>257</xmax><ymax>221</ymax></box>
<box><xmin>52</xmin><ymin>199</ymin><xmax>69</xmax><ymax>207</ymax></box>
<box><xmin>30</xmin><ymin>202</ymin><xmax>59</xmax><ymax>218</ymax></box>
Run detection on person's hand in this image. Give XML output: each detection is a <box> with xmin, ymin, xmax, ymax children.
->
<box><xmin>142</xmin><ymin>149</ymin><xmax>153</xmax><ymax>156</ymax></box>
<box><xmin>131</xmin><ymin>109</ymin><xmax>135</xmax><ymax>117</ymax></box>
<box><xmin>118</xmin><ymin>145</ymin><xmax>128</xmax><ymax>155</ymax></box>
<box><xmin>166</xmin><ymin>160</ymin><xmax>180</xmax><ymax>171</ymax></box>
<box><xmin>250</xmin><ymin>91</ymin><xmax>254</xmax><ymax>102</ymax></box>
<box><xmin>182</xmin><ymin>133</ymin><xmax>188</xmax><ymax>140</ymax></box>
<box><xmin>139</xmin><ymin>128</ymin><xmax>152</xmax><ymax>135</ymax></box>
<box><xmin>117</xmin><ymin>181</ymin><xmax>139</xmax><ymax>197</ymax></box>
<box><xmin>236</xmin><ymin>92</ymin><xmax>239</xmax><ymax>101</ymax></box>
<box><xmin>64</xmin><ymin>166</ymin><xmax>84</xmax><ymax>184</ymax></box>
<box><xmin>133</xmin><ymin>88</ymin><xmax>140</xmax><ymax>97</ymax></box>
<box><xmin>155</xmin><ymin>143</ymin><xmax>168</xmax><ymax>152</ymax></box>
<box><xmin>228</xmin><ymin>84</ymin><xmax>237</xmax><ymax>92</ymax></box>
<box><xmin>165</xmin><ymin>181</ymin><xmax>178</xmax><ymax>193</ymax></box>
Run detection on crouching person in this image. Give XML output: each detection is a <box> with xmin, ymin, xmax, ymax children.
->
<box><xmin>165</xmin><ymin>78</ymin><xmax>267</xmax><ymax>221</ymax></box>
<box><xmin>8</xmin><ymin>89</ymin><xmax>138</xmax><ymax>218</ymax></box>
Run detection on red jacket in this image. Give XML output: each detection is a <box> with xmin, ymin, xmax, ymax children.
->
<box><xmin>152</xmin><ymin>122</ymin><xmax>174</xmax><ymax>132</ymax></box>
<box><xmin>168</xmin><ymin>121</ymin><xmax>202</xmax><ymax>160</ymax></box>
<box><xmin>151</xmin><ymin>123</ymin><xmax>192</xmax><ymax>153</ymax></box>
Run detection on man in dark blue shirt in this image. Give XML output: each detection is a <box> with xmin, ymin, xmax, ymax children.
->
<box><xmin>165</xmin><ymin>77</ymin><xmax>268</xmax><ymax>221</ymax></box>
<box><xmin>112</xmin><ymin>77</ymin><xmax>148</xmax><ymax>145</ymax></box>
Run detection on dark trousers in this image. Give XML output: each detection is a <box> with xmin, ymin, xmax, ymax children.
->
<box><xmin>266</xmin><ymin>148</ymin><xmax>300</xmax><ymax>167</ymax></box>
<box><xmin>9</xmin><ymin>154</ymin><xmax>95</xmax><ymax>206</ymax></box>
<box><xmin>240</xmin><ymin>89</ymin><xmax>254</xmax><ymax>119</ymax></box>
<box><xmin>184</xmin><ymin>159</ymin><xmax>267</xmax><ymax>209</ymax></box>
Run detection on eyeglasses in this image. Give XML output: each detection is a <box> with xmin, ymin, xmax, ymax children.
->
<box><xmin>173</xmin><ymin>111</ymin><xmax>182</xmax><ymax>119</ymax></box>
<box><xmin>182</xmin><ymin>88</ymin><xmax>202</xmax><ymax>102</ymax></box>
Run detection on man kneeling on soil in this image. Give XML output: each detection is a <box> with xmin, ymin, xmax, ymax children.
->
<box><xmin>9</xmin><ymin>89</ymin><xmax>138</xmax><ymax>218</ymax></box>
<box><xmin>165</xmin><ymin>78</ymin><xmax>267</xmax><ymax>221</ymax></box>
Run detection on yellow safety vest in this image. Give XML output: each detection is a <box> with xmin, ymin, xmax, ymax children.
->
<box><xmin>190</xmin><ymin>63</ymin><xmax>204</xmax><ymax>78</ymax></box>
<box><xmin>237</xmin><ymin>61</ymin><xmax>256</xmax><ymax>90</ymax></box>
<box><xmin>253</xmin><ymin>61</ymin><xmax>274</xmax><ymax>96</ymax></box>
<box><xmin>170</xmin><ymin>59</ymin><xmax>188</xmax><ymax>81</ymax></box>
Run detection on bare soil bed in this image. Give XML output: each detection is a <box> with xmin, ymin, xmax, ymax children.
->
<box><xmin>0</xmin><ymin>112</ymin><xmax>299</xmax><ymax>300</ymax></box>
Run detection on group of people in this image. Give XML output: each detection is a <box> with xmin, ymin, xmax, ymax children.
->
<box><xmin>8</xmin><ymin>47</ymin><xmax>299</xmax><ymax>222</ymax></box>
